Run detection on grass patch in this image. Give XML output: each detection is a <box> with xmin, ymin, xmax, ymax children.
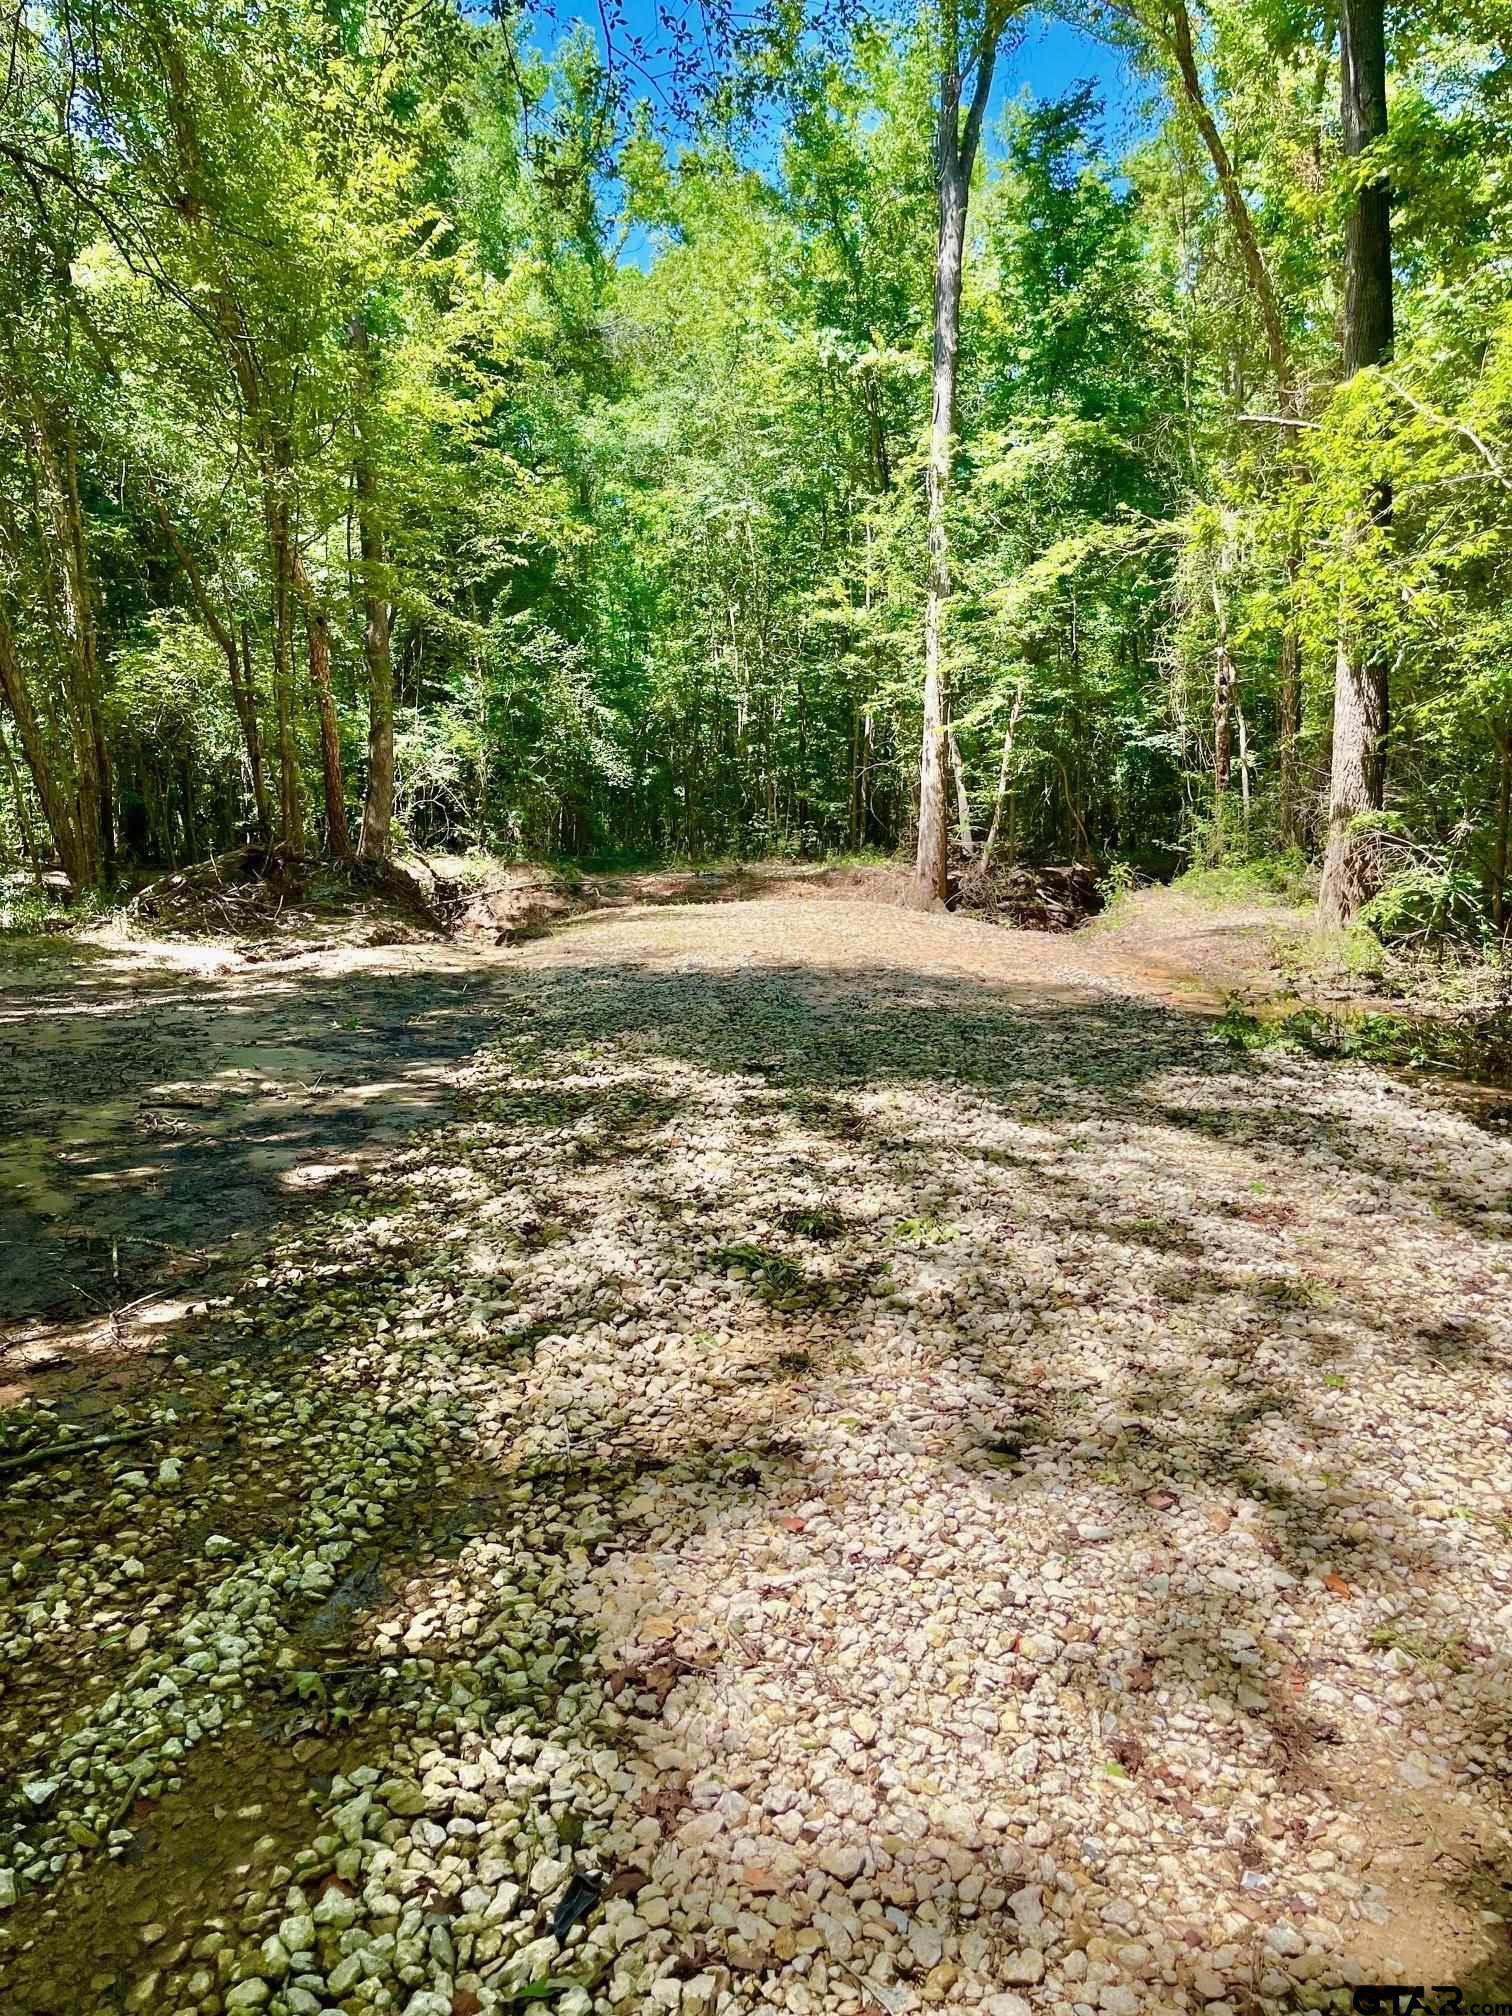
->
<box><xmin>1366</xmin><ymin>1625</ymin><xmax>1470</xmax><ymax>1672</ymax></box>
<box><xmin>1175</xmin><ymin>855</ymin><xmax>1313</xmax><ymax>909</ymax></box>
<box><xmin>0</xmin><ymin>882</ymin><xmax>114</xmax><ymax>936</ymax></box>
<box><xmin>1215</xmin><ymin>1000</ymin><xmax>1512</xmax><ymax>1084</ymax></box>
<box><xmin>892</xmin><ymin>1213</ymin><xmax>956</xmax><ymax>1245</ymax></box>
<box><xmin>711</xmin><ymin>1240</ymin><xmax>846</xmax><ymax>1311</ymax></box>
<box><xmin>778</xmin><ymin>1204</ymin><xmax>844</xmax><ymax>1241</ymax></box>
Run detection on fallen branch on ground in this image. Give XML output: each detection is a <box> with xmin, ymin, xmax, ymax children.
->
<box><xmin>0</xmin><ymin>1423</ymin><xmax>158</xmax><ymax>1481</ymax></box>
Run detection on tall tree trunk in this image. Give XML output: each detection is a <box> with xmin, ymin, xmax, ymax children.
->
<box><xmin>0</xmin><ymin>606</ymin><xmax>92</xmax><ymax>887</ymax></box>
<box><xmin>1210</xmin><ymin>574</ymin><xmax>1237</xmax><ymax>808</ymax></box>
<box><xmin>908</xmin><ymin>0</ymin><xmax>1010</xmax><ymax>908</ymax></box>
<box><xmin>1319</xmin><ymin>0</ymin><xmax>1393</xmax><ymax>926</ymax></box>
<box><xmin>28</xmin><ymin>406</ymin><xmax>109</xmax><ymax>882</ymax></box>
<box><xmin>350</xmin><ymin>317</ymin><xmax>395</xmax><ymax>861</ymax></box>
<box><xmin>1167</xmin><ymin>0</ymin><xmax>1293</xmax><ymax>405</ymax></box>
<box><xmin>1167</xmin><ymin>0</ymin><xmax>1312</xmax><ymax>862</ymax></box>
<box><xmin>292</xmin><ymin>551</ymin><xmax>350</xmax><ymax>859</ymax></box>
<box><xmin>264</xmin><ymin>448</ymin><xmax>304</xmax><ymax>852</ymax></box>
<box><xmin>237</xmin><ymin>619</ymin><xmax>273</xmax><ymax>845</ymax></box>
<box><xmin>56</xmin><ymin>416</ymin><xmax>113</xmax><ymax>878</ymax></box>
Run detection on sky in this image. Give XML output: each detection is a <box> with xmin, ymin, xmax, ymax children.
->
<box><xmin>537</xmin><ymin>1</ymin><xmax>1148</xmax><ymax>155</ymax></box>
<box><xmin>528</xmin><ymin>1</ymin><xmax>1151</xmax><ymax>265</ymax></box>
<box><xmin>994</xmin><ymin>11</ymin><xmax>1144</xmax><ymax>146</ymax></box>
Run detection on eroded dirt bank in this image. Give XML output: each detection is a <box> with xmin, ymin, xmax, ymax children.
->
<box><xmin>2</xmin><ymin>898</ymin><xmax>1509</xmax><ymax>2016</ymax></box>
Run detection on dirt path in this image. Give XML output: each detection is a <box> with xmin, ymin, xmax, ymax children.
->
<box><xmin>2</xmin><ymin>898</ymin><xmax>1510</xmax><ymax>2016</ymax></box>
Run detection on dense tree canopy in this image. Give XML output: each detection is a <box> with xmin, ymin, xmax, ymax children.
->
<box><xmin>3</xmin><ymin>0</ymin><xmax>1511</xmax><ymax>937</ymax></box>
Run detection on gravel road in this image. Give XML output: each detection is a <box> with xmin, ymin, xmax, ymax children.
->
<box><xmin>2</xmin><ymin>898</ymin><xmax>1509</xmax><ymax>2014</ymax></box>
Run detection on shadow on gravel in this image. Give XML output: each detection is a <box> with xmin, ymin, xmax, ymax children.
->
<box><xmin>0</xmin><ymin>949</ymin><xmax>508</xmax><ymax>1332</ymax></box>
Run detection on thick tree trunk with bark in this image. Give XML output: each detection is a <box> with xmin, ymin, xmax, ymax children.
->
<box><xmin>1319</xmin><ymin>0</ymin><xmax>1393</xmax><ymax>927</ymax></box>
<box><xmin>0</xmin><ymin>607</ymin><xmax>94</xmax><ymax>887</ymax></box>
<box><xmin>906</xmin><ymin>1</ymin><xmax>1009</xmax><ymax>909</ymax></box>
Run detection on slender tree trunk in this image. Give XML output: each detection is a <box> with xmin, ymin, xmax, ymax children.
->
<box><xmin>1167</xmin><ymin>0</ymin><xmax>1293</xmax><ymax>404</ymax></box>
<box><xmin>262</xmin><ymin>447</ymin><xmax>304</xmax><ymax>852</ymax></box>
<box><xmin>28</xmin><ymin>407</ymin><xmax>109</xmax><ymax>882</ymax></box>
<box><xmin>949</xmin><ymin>718</ymin><xmax>974</xmax><ymax>856</ymax></box>
<box><xmin>349</xmin><ymin>318</ymin><xmax>395</xmax><ymax>860</ymax></box>
<box><xmin>236</xmin><ymin>619</ymin><xmax>273</xmax><ymax>846</ymax></box>
<box><xmin>1236</xmin><ymin>699</ymin><xmax>1252</xmax><ymax>834</ymax></box>
<box><xmin>981</xmin><ymin>684</ymin><xmax>1025</xmax><ymax>872</ymax></box>
<box><xmin>57</xmin><ymin>417</ymin><xmax>113</xmax><ymax>878</ymax></box>
<box><xmin>152</xmin><ymin>500</ymin><xmax>271</xmax><ymax>842</ymax></box>
<box><xmin>1319</xmin><ymin>0</ymin><xmax>1393</xmax><ymax>926</ymax></box>
<box><xmin>292</xmin><ymin>552</ymin><xmax>349</xmax><ymax>859</ymax></box>
<box><xmin>908</xmin><ymin>2</ymin><xmax>1009</xmax><ymax>908</ymax></box>
<box><xmin>1277</xmin><ymin>614</ymin><xmax>1303</xmax><ymax>848</ymax></box>
<box><xmin>913</xmin><ymin>143</ymin><xmax>964</xmax><ymax>910</ymax></box>
<box><xmin>1210</xmin><ymin>579</ymin><xmax>1238</xmax><ymax>845</ymax></box>
<box><xmin>1167</xmin><ymin>0</ymin><xmax>1315</xmax><ymax>871</ymax></box>
<box><xmin>1213</xmin><ymin>643</ymin><xmax>1237</xmax><ymax>802</ymax></box>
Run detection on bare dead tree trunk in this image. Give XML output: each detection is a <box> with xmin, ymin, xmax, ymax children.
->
<box><xmin>907</xmin><ymin>0</ymin><xmax>1012</xmax><ymax>909</ymax></box>
<box><xmin>1319</xmin><ymin>0</ymin><xmax>1393</xmax><ymax>927</ymax></box>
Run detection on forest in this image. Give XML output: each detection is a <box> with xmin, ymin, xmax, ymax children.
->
<box><xmin>2</xmin><ymin>0</ymin><xmax>1510</xmax><ymax>935</ymax></box>
<box><xmin>6</xmin><ymin>5</ymin><xmax>1512</xmax><ymax>2008</ymax></box>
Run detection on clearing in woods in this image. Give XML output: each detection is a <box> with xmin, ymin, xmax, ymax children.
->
<box><xmin>1</xmin><ymin>891</ymin><xmax>1510</xmax><ymax>2015</ymax></box>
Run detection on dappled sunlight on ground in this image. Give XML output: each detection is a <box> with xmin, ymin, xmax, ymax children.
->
<box><xmin>1</xmin><ymin>900</ymin><xmax>1509</xmax><ymax>2013</ymax></box>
